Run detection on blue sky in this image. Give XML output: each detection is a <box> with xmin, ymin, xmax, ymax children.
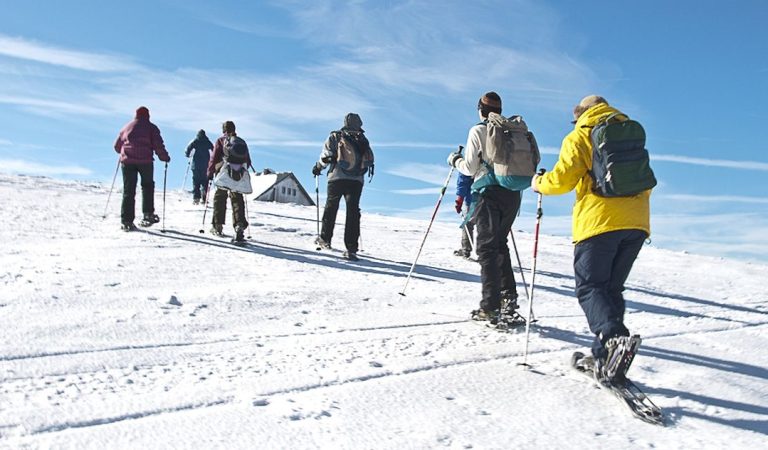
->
<box><xmin>1</xmin><ymin>0</ymin><xmax>766</xmax><ymax>262</ymax></box>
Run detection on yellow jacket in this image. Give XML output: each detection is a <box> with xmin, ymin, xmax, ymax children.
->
<box><xmin>534</xmin><ymin>103</ymin><xmax>651</xmax><ymax>243</ymax></box>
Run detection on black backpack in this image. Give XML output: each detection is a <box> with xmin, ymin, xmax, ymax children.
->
<box><xmin>333</xmin><ymin>131</ymin><xmax>374</xmax><ymax>177</ymax></box>
<box><xmin>223</xmin><ymin>135</ymin><xmax>249</xmax><ymax>165</ymax></box>
<box><xmin>590</xmin><ymin>113</ymin><xmax>657</xmax><ymax>197</ymax></box>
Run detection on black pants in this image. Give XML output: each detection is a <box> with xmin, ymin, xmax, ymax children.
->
<box><xmin>321</xmin><ymin>179</ymin><xmax>363</xmax><ymax>253</ymax></box>
<box><xmin>473</xmin><ymin>187</ymin><xmax>521</xmax><ymax>311</ymax></box>
<box><xmin>574</xmin><ymin>229</ymin><xmax>647</xmax><ymax>359</ymax></box>
<box><xmin>191</xmin><ymin>169</ymin><xmax>209</xmax><ymax>201</ymax></box>
<box><xmin>212</xmin><ymin>188</ymin><xmax>247</xmax><ymax>230</ymax></box>
<box><xmin>121</xmin><ymin>163</ymin><xmax>154</xmax><ymax>224</ymax></box>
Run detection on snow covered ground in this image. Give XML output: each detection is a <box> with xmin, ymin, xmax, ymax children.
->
<box><xmin>0</xmin><ymin>173</ymin><xmax>766</xmax><ymax>449</ymax></box>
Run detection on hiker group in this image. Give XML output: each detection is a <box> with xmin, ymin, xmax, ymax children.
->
<box><xmin>112</xmin><ymin>92</ymin><xmax>656</xmax><ymax>384</ymax></box>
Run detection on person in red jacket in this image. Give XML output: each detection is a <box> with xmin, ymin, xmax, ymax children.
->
<box><xmin>113</xmin><ymin>106</ymin><xmax>171</xmax><ymax>231</ymax></box>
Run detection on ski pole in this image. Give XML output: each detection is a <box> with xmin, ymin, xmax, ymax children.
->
<box><xmin>181</xmin><ymin>158</ymin><xmax>190</xmax><ymax>191</ymax></box>
<box><xmin>102</xmin><ymin>157</ymin><xmax>121</xmax><ymax>219</ymax></box>
<box><xmin>520</xmin><ymin>169</ymin><xmax>545</xmax><ymax>368</ymax></box>
<box><xmin>161</xmin><ymin>162</ymin><xmax>168</xmax><ymax>233</ymax></box>
<box><xmin>315</xmin><ymin>175</ymin><xmax>320</xmax><ymax>240</ymax></box>
<box><xmin>510</xmin><ymin>229</ymin><xmax>533</xmax><ymax>321</ymax></box>
<box><xmin>244</xmin><ymin>194</ymin><xmax>251</xmax><ymax>239</ymax></box>
<box><xmin>399</xmin><ymin>146</ymin><xmax>461</xmax><ymax>296</ymax></box>
<box><xmin>199</xmin><ymin>178</ymin><xmax>214</xmax><ymax>234</ymax></box>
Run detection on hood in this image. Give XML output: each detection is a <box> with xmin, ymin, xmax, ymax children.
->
<box><xmin>135</xmin><ymin>106</ymin><xmax>150</xmax><ymax>120</ymax></box>
<box><xmin>342</xmin><ymin>113</ymin><xmax>363</xmax><ymax>132</ymax></box>
<box><xmin>575</xmin><ymin>102</ymin><xmax>625</xmax><ymax>128</ymax></box>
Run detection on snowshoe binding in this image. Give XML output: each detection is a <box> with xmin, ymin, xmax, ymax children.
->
<box><xmin>139</xmin><ymin>214</ymin><xmax>160</xmax><ymax>227</ymax></box>
<box><xmin>343</xmin><ymin>251</ymin><xmax>359</xmax><ymax>261</ymax></box>
<box><xmin>121</xmin><ymin>222</ymin><xmax>138</xmax><ymax>232</ymax></box>
<box><xmin>210</xmin><ymin>224</ymin><xmax>224</xmax><ymax>237</ymax></box>
<box><xmin>315</xmin><ymin>237</ymin><xmax>331</xmax><ymax>250</ymax></box>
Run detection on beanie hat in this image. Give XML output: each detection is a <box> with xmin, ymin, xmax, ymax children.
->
<box><xmin>135</xmin><ymin>106</ymin><xmax>150</xmax><ymax>119</ymax></box>
<box><xmin>477</xmin><ymin>92</ymin><xmax>502</xmax><ymax>116</ymax></box>
<box><xmin>343</xmin><ymin>113</ymin><xmax>363</xmax><ymax>131</ymax></box>
<box><xmin>222</xmin><ymin>121</ymin><xmax>236</xmax><ymax>134</ymax></box>
<box><xmin>572</xmin><ymin>95</ymin><xmax>608</xmax><ymax>122</ymax></box>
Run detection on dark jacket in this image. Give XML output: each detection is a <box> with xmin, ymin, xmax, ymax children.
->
<box><xmin>114</xmin><ymin>110</ymin><xmax>169</xmax><ymax>164</ymax></box>
<box><xmin>186</xmin><ymin>131</ymin><xmax>214</xmax><ymax>172</ymax></box>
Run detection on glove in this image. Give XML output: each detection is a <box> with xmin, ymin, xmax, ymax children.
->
<box><xmin>160</xmin><ymin>155</ymin><xmax>171</xmax><ymax>163</ymax></box>
<box><xmin>447</xmin><ymin>151</ymin><xmax>462</xmax><ymax>167</ymax></box>
<box><xmin>312</xmin><ymin>163</ymin><xmax>323</xmax><ymax>176</ymax></box>
<box><xmin>531</xmin><ymin>175</ymin><xmax>540</xmax><ymax>193</ymax></box>
<box><xmin>454</xmin><ymin>196</ymin><xmax>464</xmax><ymax>214</ymax></box>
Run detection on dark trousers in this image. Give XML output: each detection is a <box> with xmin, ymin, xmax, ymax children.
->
<box><xmin>473</xmin><ymin>187</ymin><xmax>521</xmax><ymax>311</ymax></box>
<box><xmin>121</xmin><ymin>163</ymin><xmax>154</xmax><ymax>224</ymax></box>
<box><xmin>321</xmin><ymin>179</ymin><xmax>363</xmax><ymax>253</ymax></box>
<box><xmin>191</xmin><ymin>169</ymin><xmax>209</xmax><ymax>201</ymax></box>
<box><xmin>573</xmin><ymin>229</ymin><xmax>647</xmax><ymax>359</ymax></box>
<box><xmin>212</xmin><ymin>188</ymin><xmax>247</xmax><ymax>230</ymax></box>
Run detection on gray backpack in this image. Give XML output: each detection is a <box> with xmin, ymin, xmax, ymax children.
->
<box><xmin>485</xmin><ymin>112</ymin><xmax>540</xmax><ymax>177</ymax></box>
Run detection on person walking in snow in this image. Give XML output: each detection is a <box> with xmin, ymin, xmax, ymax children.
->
<box><xmin>207</xmin><ymin>121</ymin><xmax>252</xmax><ymax>242</ymax></box>
<box><xmin>312</xmin><ymin>113</ymin><xmax>374</xmax><ymax>261</ymax></box>
<box><xmin>453</xmin><ymin>173</ymin><xmax>475</xmax><ymax>259</ymax></box>
<box><xmin>531</xmin><ymin>95</ymin><xmax>652</xmax><ymax>381</ymax></box>
<box><xmin>446</xmin><ymin>92</ymin><xmax>537</xmax><ymax>324</ymax></box>
<box><xmin>185</xmin><ymin>129</ymin><xmax>214</xmax><ymax>204</ymax></box>
<box><xmin>113</xmin><ymin>106</ymin><xmax>171</xmax><ymax>231</ymax></box>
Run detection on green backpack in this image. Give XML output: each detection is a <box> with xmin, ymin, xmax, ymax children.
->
<box><xmin>590</xmin><ymin>113</ymin><xmax>657</xmax><ymax>197</ymax></box>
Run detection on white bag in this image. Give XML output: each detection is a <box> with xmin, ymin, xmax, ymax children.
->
<box><xmin>213</xmin><ymin>163</ymin><xmax>253</xmax><ymax>194</ymax></box>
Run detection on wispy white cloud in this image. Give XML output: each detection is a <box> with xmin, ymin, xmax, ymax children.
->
<box><xmin>385</xmin><ymin>163</ymin><xmax>454</xmax><ymax>186</ymax></box>
<box><xmin>392</xmin><ymin>187</ymin><xmax>446</xmax><ymax>196</ymax></box>
<box><xmin>0</xmin><ymin>158</ymin><xmax>91</xmax><ymax>176</ymax></box>
<box><xmin>0</xmin><ymin>138</ymin><xmax>11</xmax><ymax>146</ymax></box>
<box><xmin>661</xmin><ymin>194</ymin><xmax>768</xmax><ymax>204</ymax></box>
<box><xmin>653</xmin><ymin>153</ymin><xmax>768</xmax><ymax>171</ymax></box>
<box><xmin>0</xmin><ymin>34</ymin><xmax>142</xmax><ymax>72</ymax></box>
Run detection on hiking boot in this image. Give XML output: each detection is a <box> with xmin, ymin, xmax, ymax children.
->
<box><xmin>315</xmin><ymin>237</ymin><xmax>331</xmax><ymax>249</ymax></box>
<box><xmin>210</xmin><ymin>224</ymin><xmax>224</xmax><ymax>237</ymax></box>
<box><xmin>470</xmin><ymin>308</ymin><xmax>499</xmax><ymax>324</ymax></box>
<box><xmin>139</xmin><ymin>214</ymin><xmax>160</xmax><ymax>227</ymax></box>
<box><xmin>193</xmin><ymin>198</ymin><xmax>200</xmax><ymax>205</ymax></box>
<box><xmin>121</xmin><ymin>222</ymin><xmax>137</xmax><ymax>232</ymax></box>
<box><xmin>453</xmin><ymin>249</ymin><xmax>471</xmax><ymax>258</ymax></box>
<box><xmin>500</xmin><ymin>290</ymin><xmax>519</xmax><ymax>316</ymax></box>
<box><xmin>234</xmin><ymin>225</ymin><xmax>246</xmax><ymax>242</ymax></box>
<box><xmin>343</xmin><ymin>251</ymin><xmax>359</xmax><ymax>261</ymax></box>
<box><xmin>595</xmin><ymin>335</ymin><xmax>638</xmax><ymax>384</ymax></box>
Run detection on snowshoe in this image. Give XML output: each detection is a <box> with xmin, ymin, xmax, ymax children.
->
<box><xmin>139</xmin><ymin>214</ymin><xmax>160</xmax><ymax>227</ymax></box>
<box><xmin>121</xmin><ymin>222</ymin><xmax>138</xmax><ymax>232</ymax></box>
<box><xmin>343</xmin><ymin>251</ymin><xmax>359</xmax><ymax>261</ymax></box>
<box><xmin>470</xmin><ymin>308</ymin><xmax>499</xmax><ymax>324</ymax></box>
<box><xmin>210</xmin><ymin>225</ymin><xmax>224</xmax><ymax>237</ymax></box>
<box><xmin>315</xmin><ymin>237</ymin><xmax>331</xmax><ymax>250</ymax></box>
<box><xmin>595</xmin><ymin>335</ymin><xmax>642</xmax><ymax>385</ymax></box>
<box><xmin>193</xmin><ymin>198</ymin><xmax>200</xmax><ymax>205</ymax></box>
<box><xmin>232</xmin><ymin>226</ymin><xmax>246</xmax><ymax>244</ymax></box>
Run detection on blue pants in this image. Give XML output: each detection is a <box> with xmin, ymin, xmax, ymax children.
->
<box><xmin>573</xmin><ymin>229</ymin><xmax>647</xmax><ymax>359</ymax></box>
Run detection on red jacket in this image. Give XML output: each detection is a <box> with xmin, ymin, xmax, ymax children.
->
<box><xmin>114</xmin><ymin>111</ymin><xmax>170</xmax><ymax>164</ymax></box>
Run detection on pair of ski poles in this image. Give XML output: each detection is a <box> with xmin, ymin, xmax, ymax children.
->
<box><xmin>397</xmin><ymin>157</ymin><xmax>545</xmax><ymax>364</ymax></box>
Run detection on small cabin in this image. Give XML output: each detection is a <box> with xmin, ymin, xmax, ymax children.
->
<box><xmin>251</xmin><ymin>170</ymin><xmax>314</xmax><ymax>206</ymax></box>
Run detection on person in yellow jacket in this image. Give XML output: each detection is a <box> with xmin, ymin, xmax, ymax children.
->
<box><xmin>531</xmin><ymin>95</ymin><xmax>651</xmax><ymax>381</ymax></box>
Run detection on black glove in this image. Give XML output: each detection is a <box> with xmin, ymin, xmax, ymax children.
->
<box><xmin>312</xmin><ymin>163</ymin><xmax>323</xmax><ymax>176</ymax></box>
